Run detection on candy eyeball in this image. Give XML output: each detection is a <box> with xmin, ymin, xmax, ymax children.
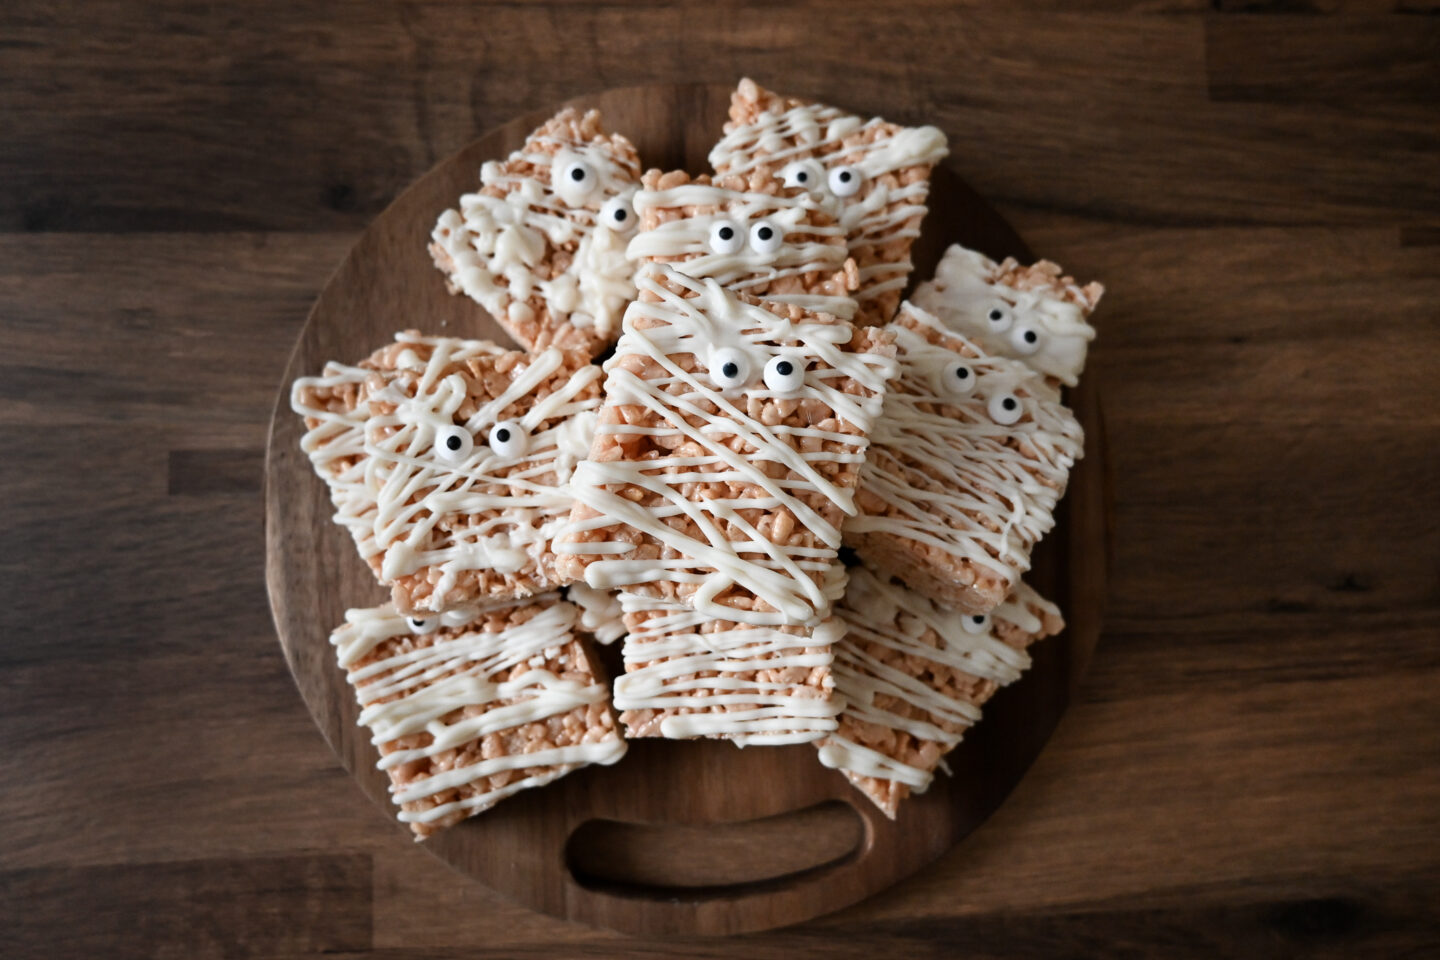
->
<box><xmin>407</xmin><ymin>616</ymin><xmax>439</xmax><ymax>636</ymax></box>
<box><xmin>434</xmin><ymin>424</ymin><xmax>474</xmax><ymax>464</ymax></box>
<box><xmin>558</xmin><ymin>158</ymin><xmax>597</xmax><ymax>194</ymax></box>
<box><xmin>763</xmin><ymin>354</ymin><xmax>807</xmax><ymax>394</ymax></box>
<box><xmin>961</xmin><ymin>613</ymin><xmax>990</xmax><ymax>635</ymax></box>
<box><xmin>488</xmin><ymin>420</ymin><xmax>530</xmax><ymax>459</ymax></box>
<box><xmin>983</xmin><ymin>302</ymin><xmax>1014</xmax><ymax>334</ymax></box>
<box><xmin>828</xmin><ymin>165</ymin><xmax>863</xmax><ymax>198</ymax></box>
<box><xmin>780</xmin><ymin>160</ymin><xmax>824</xmax><ymax>191</ymax></box>
<box><xmin>987</xmin><ymin>391</ymin><xmax>1024</xmax><ymax>426</ymax></box>
<box><xmin>1009</xmin><ymin>322</ymin><xmax>1043</xmax><ymax>356</ymax></box>
<box><xmin>748</xmin><ymin>219</ymin><xmax>784</xmax><ymax>256</ymax></box>
<box><xmin>708</xmin><ymin>346</ymin><xmax>754</xmax><ymax>391</ymax></box>
<box><xmin>936</xmin><ymin>359</ymin><xmax>978</xmax><ymax>397</ymax></box>
<box><xmin>598</xmin><ymin>195</ymin><xmax>636</xmax><ymax>233</ymax></box>
<box><xmin>708</xmin><ymin>219</ymin><xmax>745</xmax><ymax>255</ymax></box>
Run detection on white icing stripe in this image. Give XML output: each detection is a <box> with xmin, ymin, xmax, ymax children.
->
<box><xmin>627</xmin><ymin>182</ymin><xmax>855</xmax><ymax>319</ymax></box>
<box><xmin>615</xmin><ymin>592</ymin><xmax>843</xmax><ymax>745</ymax></box>
<box><xmin>567</xmin><ymin>582</ymin><xmax>626</xmax><ymax>645</ymax></box>
<box><xmin>291</xmin><ymin>332</ymin><xmax>601</xmax><ymax>610</ymax></box>
<box><xmin>433</xmin><ymin>118</ymin><xmax>640</xmax><ymax>344</ymax></box>
<box><xmin>911</xmin><ymin>244</ymin><xmax>1099</xmax><ymax>387</ymax></box>
<box><xmin>557</xmin><ymin>264</ymin><xmax>894</xmax><ymax>626</ymax></box>
<box><xmin>846</xmin><ymin>305</ymin><xmax>1083</xmax><ymax>590</ymax></box>
<box><xmin>330</xmin><ymin>600</ymin><xmax>626</xmax><ymax>828</ymax></box>
<box><xmin>821</xmin><ymin>565</ymin><xmax>1060</xmax><ymax>793</ymax></box>
<box><xmin>708</xmin><ymin>83</ymin><xmax>948</xmax><ymax>319</ymax></box>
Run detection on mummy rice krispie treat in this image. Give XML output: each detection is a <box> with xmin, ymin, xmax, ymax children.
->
<box><xmin>709</xmin><ymin>79</ymin><xmax>948</xmax><ymax>327</ymax></box>
<box><xmin>430</xmin><ymin>108</ymin><xmax>643</xmax><ymax>358</ymax></box>
<box><xmin>912</xmin><ymin>244</ymin><xmax>1104</xmax><ymax>388</ymax></box>
<box><xmin>554</xmin><ymin>263</ymin><xmax>897</xmax><ymax>627</ymax></box>
<box><xmin>291</xmin><ymin>331</ymin><xmax>603</xmax><ymax>614</ymax></box>
<box><xmin>845</xmin><ymin>304</ymin><xmax>1084</xmax><ymax>615</ymax></box>
<box><xmin>613</xmin><ymin>592</ymin><xmax>844</xmax><ymax>745</ymax></box>
<box><xmin>817</xmin><ymin>564</ymin><xmax>1063</xmax><ymax>817</ymax></box>
<box><xmin>627</xmin><ymin>168</ymin><xmax>859</xmax><ymax>319</ymax></box>
<box><xmin>330</xmin><ymin>597</ymin><xmax>625</xmax><ymax>838</ymax></box>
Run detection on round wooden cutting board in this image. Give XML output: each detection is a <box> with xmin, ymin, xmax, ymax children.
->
<box><xmin>264</xmin><ymin>83</ymin><xmax>1110</xmax><ymax>937</ymax></box>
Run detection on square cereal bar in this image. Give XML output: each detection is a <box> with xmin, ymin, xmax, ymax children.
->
<box><xmin>626</xmin><ymin>168</ymin><xmax>858</xmax><ymax>319</ymax></box>
<box><xmin>614</xmin><ymin>591</ymin><xmax>843</xmax><ymax>745</ymax></box>
<box><xmin>430</xmin><ymin>107</ymin><xmax>642</xmax><ymax>358</ymax></box>
<box><xmin>709</xmin><ymin>78</ymin><xmax>948</xmax><ymax>327</ymax></box>
<box><xmin>911</xmin><ymin>243</ymin><xmax>1103</xmax><ymax>388</ymax></box>
<box><xmin>330</xmin><ymin>597</ymin><xmax>625</xmax><ymax>839</ymax></box>
<box><xmin>554</xmin><ymin>263</ymin><xmax>896</xmax><ymax>627</ymax></box>
<box><xmin>817</xmin><ymin>564</ymin><xmax>1063</xmax><ymax>817</ymax></box>
<box><xmin>291</xmin><ymin>331</ymin><xmax>603</xmax><ymax>614</ymax></box>
<box><xmin>845</xmin><ymin>304</ymin><xmax>1083</xmax><ymax>614</ymax></box>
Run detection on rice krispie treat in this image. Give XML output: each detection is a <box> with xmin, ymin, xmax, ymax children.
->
<box><xmin>709</xmin><ymin>78</ymin><xmax>948</xmax><ymax>327</ymax></box>
<box><xmin>626</xmin><ymin>168</ymin><xmax>859</xmax><ymax>319</ymax></box>
<box><xmin>845</xmin><ymin>304</ymin><xmax>1084</xmax><ymax>615</ymax></box>
<box><xmin>554</xmin><ymin>263</ymin><xmax>897</xmax><ymax>627</ymax></box>
<box><xmin>330</xmin><ymin>597</ymin><xmax>626</xmax><ymax>839</ymax></box>
<box><xmin>430</xmin><ymin>107</ymin><xmax>643</xmax><ymax>358</ymax></box>
<box><xmin>911</xmin><ymin>243</ymin><xmax>1104</xmax><ymax>388</ymax></box>
<box><xmin>614</xmin><ymin>591</ymin><xmax>844</xmax><ymax>745</ymax></box>
<box><xmin>291</xmin><ymin>331</ymin><xmax>603</xmax><ymax>614</ymax></box>
<box><xmin>817</xmin><ymin>564</ymin><xmax>1063</xmax><ymax>817</ymax></box>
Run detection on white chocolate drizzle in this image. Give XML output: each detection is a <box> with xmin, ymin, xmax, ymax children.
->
<box><xmin>845</xmin><ymin>305</ymin><xmax>1083</xmax><ymax>593</ymax></box>
<box><xmin>567</xmin><ymin>582</ymin><xmax>625</xmax><ymax>645</ymax></box>
<box><xmin>709</xmin><ymin>81</ymin><xmax>948</xmax><ymax>317</ymax></box>
<box><xmin>331</xmin><ymin>599</ymin><xmax>625</xmax><ymax>832</ymax></box>
<box><xmin>432</xmin><ymin>120</ymin><xmax>641</xmax><ymax>345</ymax></box>
<box><xmin>817</xmin><ymin>565</ymin><xmax>1059</xmax><ymax>791</ymax></box>
<box><xmin>291</xmin><ymin>332</ymin><xmax>602</xmax><ymax>610</ymax></box>
<box><xmin>615</xmin><ymin>591</ymin><xmax>843</xmax><ymax>745</ymax></box>
<box><xmin>912</xmin><ymin>244</ymin><xmax>1100</xmax><ymax>387</ymax></box>
<box><xmin>557</xmin><ymin>264</ymin><xmax>895</xmax><ymax>626</ymax></box>
<box><xmin>627</xmin><ymin>180</ymin><xmax>856</xmax><ymax>319</ymax></box>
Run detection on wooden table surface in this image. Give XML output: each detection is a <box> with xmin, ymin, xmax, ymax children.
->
<box><xmin>2</xmin><ymin>3</ymin><xmax>1437</xmax><ymax>957</ymax></box>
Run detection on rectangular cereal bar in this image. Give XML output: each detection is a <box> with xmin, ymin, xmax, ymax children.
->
<box><xmin>613</xmin><ymin>591</ymin><xmax>843</xmax><ymax>745</ymax></box>
<box><xmin>626</xmin><ymin>167</ymin><xmax>858</xmax><ymax>319</ymax></box>
<box><xmin>554</xmin><ymin>263</ymin><xmax>896</xmax><ymax>627</ymax></box>
<box><xmin>817</xmin><ymin>564</ymin><xmax>1063</xmax><ymax>817</ymax></box>
<box><xmin>291</xmin><ymin>331</ymin><xmax>603</xmax><ymax>614</ymax></box>
<box><xmin>709</xmin><ymin>78</ymin><xmax>948</xmax><ymax>327</ymax></box>
<box><xmin>430</xmin><ymin>107</ymin><xmax>643</xmax><ymax>358</ymax></box>
<box><xmin>330</xmin><ymin>596</ymin><xmax>625</xmax><ymax>839</ymax></box>
<box><xmin>845</xmin><ymin>304</ymin><xmax>1084</xmax><ymax>614</ymax></box>
<box><xmin>911</xmin><ymin>243</ymin><xmax>1103</xmax><ymax>388</ymax></box>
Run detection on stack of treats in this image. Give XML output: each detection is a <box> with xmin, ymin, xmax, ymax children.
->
<box><xmin>291</xmin><ymin>79</ymin><xmax>1104</xmax><ymax>837</ymax></box>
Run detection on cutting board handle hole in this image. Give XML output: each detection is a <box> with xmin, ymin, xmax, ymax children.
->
<box><xmin>564</xmin><ymin>799</ymin><xmax>867</xmax><ymax>900</ymax></box>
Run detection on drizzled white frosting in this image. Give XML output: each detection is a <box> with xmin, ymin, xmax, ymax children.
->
<box><xmin>817</xmin><ymin>565</ymin><xmax>1059</xmax><ymax>792</ymax></box>
<box><xmin>845</xmin><ymin>305</ymin><xmax>1083</xmax><ymax>594</ymax></box>
<box><xmin>432</xmin><ymin>122</ymin><xmax>640</xmax><ymax>344</ymax></box>
<box><xmin>615</xmin><ymin>592</ymin><xmax>843</xmax><ymax>745</ymax></box>
<box><xmin>557</xmin><ymin>264</ymin><xmax>895</xmax><ymax>626</ymax></box>
<box><xmin>291</xmin><ymin>332</ymin><xmax>602</xmax><ymax>610</ymax></box>
<box><xmin>912</xmin><ymin>244</ymin><xmax>1099</xmax><ymax>387</ymax></box>
<box><xmin>567</xmin><ymin>582</ymin><xmax>625</xmax><ymax>645</ymax></box>
<box><xmin>709</xmin><ymin>82</ymin><xmax>948</xmax><ymax>317</ymax></box>
<box><xmin>627</xmin><ymin>180</ymin><xmax>855</xmax><ymax>319</ymax></box>
<box><xmin>331</xmin><ymin>599</ymin><xmax>625</xmax><ymax>832</ymax></box>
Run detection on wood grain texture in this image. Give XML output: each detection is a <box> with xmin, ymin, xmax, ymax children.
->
<box><xmin>2</xmin><ymin>1</ymin><xmax>1438</xmax><ymax>956</ymax></box>
<box><xmin>263</xmin><ymin>83</ymin><xmax>1108</xmax><ymax>935</ymax></box>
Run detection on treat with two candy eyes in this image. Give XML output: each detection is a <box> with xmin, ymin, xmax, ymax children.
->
<box><xmin>845</xmin><ymin>303</ymin><xmax>1084</xmax><ymax>615</ymax></box>
<box><xmin>430</xmin><ymin>107</ymin><xmax>643</xmax><ymax>359</ymax></box>
<box><xmin>911</xmin><ymin>243</ymin><xmax>1104</xmax><ymax>388</ymax></box>
<box><xmin>709</xmin><ymin>78</ymin><xmax>949</xmax><ymax>327</ymax></box>
<box><xmin>625</xmin><ymin>168</ymin><xmax>860</xmax><ymax>320</ymax></box>
<box><xmin>290</xmin><ymin>331</ymin><xmax>604</xmax><ymax>615</ymax></box>
<box><xmin>817</xmin><ymin>563</ymin><xmax>1064</xmax><ymax>818</ymax></box>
